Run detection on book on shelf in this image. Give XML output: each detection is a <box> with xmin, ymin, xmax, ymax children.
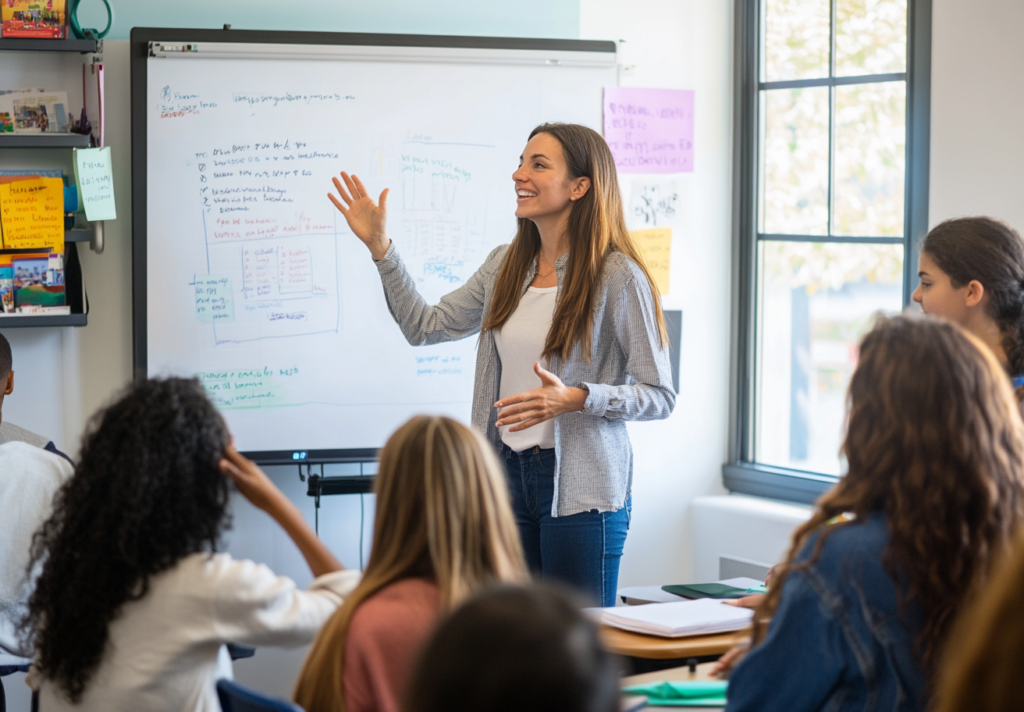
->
<box><xmin>1</xmin><ymin>0</ymin><xmax>68</xmax><ymax>39</ymax></box>
<box><xmin>0</xmin><ymin>90</ymin><xmax>71</xmax><ymax>133</ymax></box>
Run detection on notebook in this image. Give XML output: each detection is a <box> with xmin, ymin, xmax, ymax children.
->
<box><xmin>591</xmin><ymin>598</ymin><xmax>753</xmax><ymax>638</ymax></box>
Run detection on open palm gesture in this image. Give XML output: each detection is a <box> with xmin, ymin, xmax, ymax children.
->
<box><xmin>328</xmin><ymin>171</ymin><xmax>391</xmax><ymax>259</ymax></box>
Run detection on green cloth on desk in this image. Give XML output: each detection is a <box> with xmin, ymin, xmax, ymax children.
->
<box><xmin>621</xmin><ymin>681</ymin><xmax>727</xmax><ymax>707</ymax></box>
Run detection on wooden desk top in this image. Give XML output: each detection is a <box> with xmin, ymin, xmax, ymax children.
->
<box><xmin>600</xmin><ymin>625</ymin><xmax>750</xmax><ymax>659</ymax></box>
<box><xmin>622</xmin><ymin>661</ymin><xmax>720</xmax><ymax>686</ymax></box>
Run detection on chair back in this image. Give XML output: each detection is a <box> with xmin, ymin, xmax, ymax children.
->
<box><xmin>216</xmin><ymin>678</ymin><xmax>304</xmax><ymax>712</ymax></box>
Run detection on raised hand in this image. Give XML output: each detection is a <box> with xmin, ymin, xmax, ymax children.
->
<box><xmin>328</xmin><ymin>171</ymin><xmax>391</xmax><ymax>260</ymax></box>
<box><xmin>494</xmin><ymin>362</ymin><xmax>588</xmax><ymax>431</ymax></box>
<box><xmin>219</xmin><ymin>446</ymin><xmax>286</xmax><ymax>514</ymax></box>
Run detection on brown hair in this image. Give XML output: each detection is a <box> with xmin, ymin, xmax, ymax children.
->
<box><xmin>933</xmin><ymin>526</ymin><xmax>1024</xmax><ymax>712</ymax></box>
<box><xmin>922</xmin><ymin>217</ymin><xmax>1024</xmax><ymax>378</ymax></box>
<box><xmin>292</xmin><ymin>415</ymin><xmax>527</xmax><ymax>712</ymax></box>
<box><xmin>481</xmin><ymin>123</ymin><xmax>666</xmax><ymax>361</ymax></box>
<box><xmin>752</xmin><ymin>314</ymin><xmax>1024</xmax><ymax>679</ymax></box>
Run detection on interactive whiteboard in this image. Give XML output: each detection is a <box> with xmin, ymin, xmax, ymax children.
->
<box><xmin>131</xmin><ymin>29</ymin><xmax>617</xmax><ymax>462</ymax></box>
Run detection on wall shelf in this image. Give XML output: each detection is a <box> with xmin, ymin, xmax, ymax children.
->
<box><xmin>0</xmin><ymin>314</ymin><xmax>87</xmax><ymax>328</ymax></box>
<box><xmin>65</xmin><ymin>229</ymin><xmax>91</xmax><ymax>243</ymax></box>
<box><xmin>0</xmin><ymin>38</ymin><xmax>98</xmax><ymax>53</ymax></box>
<box><xmin>0</xmin><ymin>134</ymin><xmax>92</xmax><ymax>148</ymax></box>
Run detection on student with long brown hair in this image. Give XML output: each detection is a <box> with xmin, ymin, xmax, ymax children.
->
<box><xmin>913</xmin><ymin>216</ymin><xmax>1024</xmax><ymax>393</ymax></box>
<box><xmin>723</xmin><ymin>314</ymin><xmax>1024</xmax><ymax>712</ymax></box>
<box><xmin>292</xmin><ymin>415</ymin><xmax>526</xmax><ymax>712</ymax></box>
<box><xmin>328</xmin><ymin>123</ymin><xmax>674</xmax><ymax>606</ymax></box>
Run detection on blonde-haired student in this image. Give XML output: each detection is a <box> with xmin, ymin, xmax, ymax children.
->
<box><xmin>933</xmin><ymin>526</ymin><xmax>1024</xmax><ymax>712</ymax></box>
<box><xmin>293</xmin><ymin>415</ymin><xmax>527</xmax><ymax>712</ymax></box>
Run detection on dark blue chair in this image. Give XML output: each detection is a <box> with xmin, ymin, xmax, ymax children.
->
<box><xmin>216</xmin><ymin>678</ymin><xmax>304</xmax><ymax>712</ymax></box>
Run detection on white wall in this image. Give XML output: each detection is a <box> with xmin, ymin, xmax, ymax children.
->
<box><xmin>580</xmin><ymin>0</ymin><xmax>735</xmax><ymax>588</ymax></box>
<box><xmin>930</xmin><ymin>0</ymin><xmax>1024</xmax><ymax>227</ymax></box>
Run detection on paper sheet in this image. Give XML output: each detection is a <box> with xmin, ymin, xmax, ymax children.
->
<box><xmin>604</xmin><ymin>87</ymin><xmax>695</xmax><ymax>174</ymax></box>
<box><xmin>74</xmin><ymin>146</ymin><xmax>117</xmax><ymax>221</ymax></box>
<box><xmin>0</xmin><ymin>177</ymin><xmax>64</xmax><ymax>253</ymax></box>
<box><xmin>631</xmin><ymin>227</ymin><xmax>672</xmax><ymax>295</ymax></box>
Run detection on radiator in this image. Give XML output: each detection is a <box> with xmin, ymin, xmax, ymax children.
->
<box><xmin>690</xmin><ymin>495</ymin><xmax>812</xmax><ymax>582</ymax></box>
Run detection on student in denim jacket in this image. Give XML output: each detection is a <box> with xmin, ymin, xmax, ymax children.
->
<box><xmin>725</xmin><ymin>314</ymin><xmax>1024</xmax><ymax>712</ymax></box>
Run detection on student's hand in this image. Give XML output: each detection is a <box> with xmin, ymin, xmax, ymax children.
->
<box><xmin>710</xmin><ymin>641</ymin><xmax>750</xmax><ymax>679</ymax></box>
<box><xmin>494</xmin><ymin>363</ymin><xmax>588</xmax><ymax>431</ymax></box>
<box><xmin>723</xmin><ymin>593</ymin><xmax>765</xmax><ymax>610</ymax></box>
<box><xmin>220</xmin><ymin>447</ymin><xmax>287</xmax><ymax>514</ymax></box>
<box><xmin>328</xmin><ymin>171</ymin><xmax>391</xmax><ymax>260</ymax></box>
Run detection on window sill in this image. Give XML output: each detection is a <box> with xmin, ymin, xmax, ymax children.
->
<box><xmin>722</xmin><ymin>462</ymin><xmax>838</xmax><ymax>505</ymax></box>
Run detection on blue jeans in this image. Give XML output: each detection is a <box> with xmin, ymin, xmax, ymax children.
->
<box><xmin>501</xmin><ymin>444</ymin><xmax>630</xmax><ymax>607</ymax></box>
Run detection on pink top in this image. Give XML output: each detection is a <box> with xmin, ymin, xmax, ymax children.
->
<box><xmin>343</xmin><ymin>577</ymin><xmax>442</xmax><ymax>712</ymax></box>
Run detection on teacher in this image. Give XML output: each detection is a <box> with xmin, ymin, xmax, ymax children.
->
<box><xmin>328</xmin><ymin>123</ymin><xmax>675</xmax><ymax>606</ymax></box>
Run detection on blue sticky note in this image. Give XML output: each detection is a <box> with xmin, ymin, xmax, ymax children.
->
<box><xmin>74</xmin><ymin>147</ymin><xmax>116</xmax><ymax>221</ymax></box>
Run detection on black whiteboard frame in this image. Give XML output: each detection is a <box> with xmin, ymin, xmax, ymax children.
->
<box><xmin>130</xmin><ymin>27</ymin><xmax>617</xmax><ymax>465</ymax></box>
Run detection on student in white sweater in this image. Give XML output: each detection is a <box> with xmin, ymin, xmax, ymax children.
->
<box><xmin>0</xmin><ymin>442</ymin><xmax>73</xmax><ymax>658</ymax></box>
<box><xmin>21</xmin><ymin>378</ymin><xmax>360</xmax><ymax>712</ymax></box>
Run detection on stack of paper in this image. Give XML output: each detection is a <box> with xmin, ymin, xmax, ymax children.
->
<box><xmin>592</xmin><ymin>598</ymin><xmax>752</xmax><ymax>638</ymax></box>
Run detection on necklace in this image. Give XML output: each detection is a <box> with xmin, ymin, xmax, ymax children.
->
<box><xmin>536</xmin><ymin>255</ymin><xmax>555</xmax><ymax>278</ymax></box>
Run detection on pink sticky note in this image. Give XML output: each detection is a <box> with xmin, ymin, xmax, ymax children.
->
<box><xmin>603</xmin><ymin>87</ymin><xmax>694</xmax><ymax>174</ymax></box>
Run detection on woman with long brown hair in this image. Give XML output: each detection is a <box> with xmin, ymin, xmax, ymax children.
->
<box><xmin>723</xmin><ymin>314</ymin><xmax>1024</xmax><ymax>712</ymax></box>
<box><xmin>328</xmin><ymin>123</ymin><xmax>674</xmax><ymax>606</ymax></box>
<box><xmin>292</xmin><ymin>415</ymin><xmax>526</xmax><ymax>712</ymax></box>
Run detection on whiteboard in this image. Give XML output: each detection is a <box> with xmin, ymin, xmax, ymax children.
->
<box><xmin>132</xmin><ymin>30</ymin><xmax>617</xmax><ymax>462</ymax></box>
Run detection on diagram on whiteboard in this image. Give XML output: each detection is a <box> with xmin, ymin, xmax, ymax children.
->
<box><xmin>142</xmin><ymin>51</ymin><xmax>613</xmax><ymax>452</ymax></box>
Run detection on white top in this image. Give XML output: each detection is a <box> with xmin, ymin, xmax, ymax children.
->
<box><xmin>493</xmin><ymin>286</ymin><xmax>558</xmax><ymax>451</ymax></box>
<box><xmin>0</xmin><ymin>421</ymin><xmax>51</xmax><ymax>450</ymax></box>
<box><xmin>0</xmin><ymin>442</ymin><xmax>73</xmax><ymax>658</ymax></box>
<box><xmin>32</xmin><ymin>553</ymin><xmax>362</xmax><ymax>712</ymax></box>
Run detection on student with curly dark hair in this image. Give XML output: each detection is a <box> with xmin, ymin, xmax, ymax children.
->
<box><xmin>21</xmin><ymin>378</ymin><xmax>359</xmax><ymax>712</ymax></box>
<box><xmin>723</xmin><ymin>314</ymin><xmax>1024</xmax><ymax>712</ymax></box>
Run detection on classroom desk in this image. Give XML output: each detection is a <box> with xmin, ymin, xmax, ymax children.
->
<box><xmin>622</xmin><ymin>662</ymin><xmax>723</xmax><ymax>710</ymax></box>
<box><xmin>600</xmin><ymin>626</ymin><xmax>750</xmax><ymax>659</ymax></box>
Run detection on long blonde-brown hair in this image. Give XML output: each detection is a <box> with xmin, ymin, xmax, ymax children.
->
<box><xmin>933</xmin><ymin>526</ymin><xmax>1024</xmax><ymax>712</ymax></box>
<box><xmin>293</xmin><ymin>415</ymin><xmax>527</xmax><ymax>712</ymax></box>
<box><xmin>482</xmin><ymin>123</ymin><xmax>667</xmax><ymax>361</ymax></box>
<box><xmin>752</xmin><ymin>314</ymin><xmax>1024</xmax><ymax>678</ymax></box>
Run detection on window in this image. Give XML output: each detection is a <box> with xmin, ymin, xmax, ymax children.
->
<box><xmin>726</xmin><ymin>0</ymin><xmax>930</xmax><ymax>502</ymax></box>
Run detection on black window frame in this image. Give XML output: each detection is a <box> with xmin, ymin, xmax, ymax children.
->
<box><xmin>725</xmin><ymin>0</ymin><xmax>931</xmax><ymax>504</ymax></box>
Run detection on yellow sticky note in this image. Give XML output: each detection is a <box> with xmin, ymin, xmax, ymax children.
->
<box><xmin>631</xmin><ymin>227</ymin><xmax>672</xmax><ymax>295</ymax></box>
<box><xmin>0</xmin><ymin>177</ymin><xmax>64</xmax><ymax>254</ymax></box>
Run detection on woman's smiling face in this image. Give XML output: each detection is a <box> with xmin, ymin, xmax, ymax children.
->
<box><xmin>511</xmin><ymin>132</ymin><xmax>579</xmax><ymax>222</ymax></box>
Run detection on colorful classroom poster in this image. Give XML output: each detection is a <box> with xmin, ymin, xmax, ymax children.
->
<box><xmin>631</xmin><ymin>227</ymin><xmax>672</xmax><ymax>295</ymax></box>
<box><xmin>74</xmin><ymin>147</ymin><xmax>117</xmax><ymax>221</ymax></box>
<box><xmin>0</xmin><ymin>177</ymin><xmax>64</xmax><ymax>253</ymax></box>
<box><xmin>603</xmin><ymin>87</ymin><xmax>694</xmax><ymax>174</ymax></box>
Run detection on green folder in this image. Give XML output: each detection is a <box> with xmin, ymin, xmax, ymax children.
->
<box><xmin>622</xmin><ymin>681</ymin><xmax>728</xmax><ymax>707</ymax></box>
<box><xmin>661</xmin><ymin>583</ymin><xmax>767</xmax><ymax>600</ymax></box>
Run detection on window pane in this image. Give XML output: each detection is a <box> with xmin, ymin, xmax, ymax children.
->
<box><xmin>756</xmin><ymin>242</ymin><xmax>904</xmax><ymax>475</ymax></box>
<box><xmin>835</xmin><ymin>0</ymin><xmax>907</xmax><ymax>76</ymax></box>
<box><xmin>760</xmin><ymin>87</ymin><xmax>829</xmax><ymax>236</ymax></box>
<box><xmin>833</xmin><ymin>81</ymin><xmax>906</xmax><ymax>237</ymax></box>
<box><xmin>763</xmin><ymin>0</ymin><xmax>831</xmax><ymax>81</ymax></box>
